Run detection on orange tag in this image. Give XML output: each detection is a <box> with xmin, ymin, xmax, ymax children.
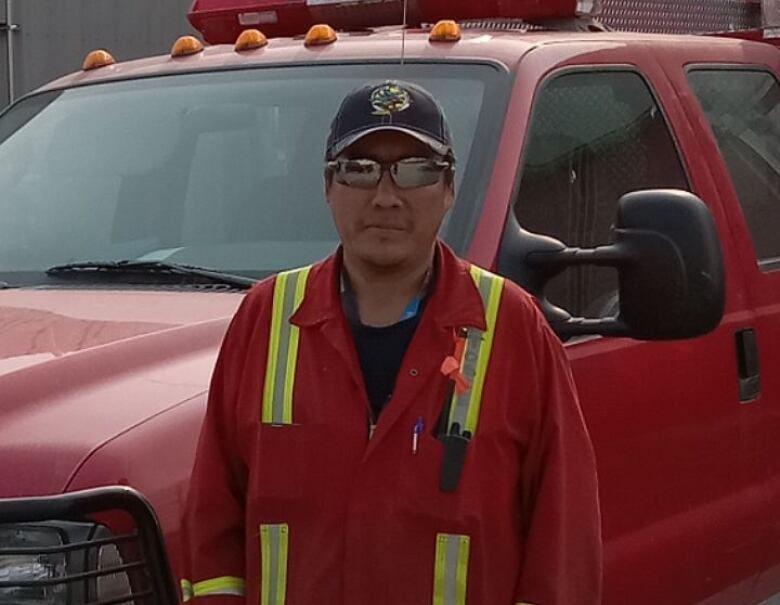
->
<box><xmin>440</xmin><ymin>330</ymin><xmax>470</xmax><ymax>395</ymax></box>
<box><xmin>441</xmin><ymin>356</ymin><xmax>460</xmax><ymax>375</ymax></box>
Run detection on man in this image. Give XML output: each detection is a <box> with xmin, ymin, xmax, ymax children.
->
<box><xmin>180</xmin><ymin>80</ymin><xmax>602</xmax><ymax>605</ymax></box>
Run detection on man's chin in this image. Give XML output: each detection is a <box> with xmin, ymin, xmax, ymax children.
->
<box><xmin>350</xmin><ymin>244</ymin><xmax>411</xmax><ymax>270</ymax></box>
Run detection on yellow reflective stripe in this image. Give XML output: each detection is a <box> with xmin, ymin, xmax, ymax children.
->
<box><xmin>433</xmin><ymin>533</ymin><xmax>470</xmax><ymax>605</ymax></box>
<box><xmin>282</xmin><ymin>266</ymin><xmax>311</xmax><ymax>423</ymax></box>
<box><xmin>260</xmin><ymin>523</ymin><xmax>289</xmax><ymax>605</ymax></box>
<box><xmin>262</xmin><ymin>266</ymin><xmax>311</xmax><ymax>425</ymax></box>
<box><xmin>262</xmin><ymin>271</ymin><xmax>288</xmax><ymax>423</ymax></box>
<box><xmin>465</xmin><ymin>265</ymin><xmax>503</xmax><ymax>435</ymax></box>
<box><xmin>181</xmin><ymin>579</ymin><xmax>193</xmax><ymax>602</ymax></box>
<box><xmin>446</xmin><ymin>265</ymin><xmax>504</xmax><ymax>436</ymax></box>
<box><xmin>433</xmin><ymin>537</ymin><xmax>447</xmax><ymax>605</ymax></box>
<box><xmin>184</xmin><ymin>576</ymin><xmax>245</xmax><ymax>599</ymax></box>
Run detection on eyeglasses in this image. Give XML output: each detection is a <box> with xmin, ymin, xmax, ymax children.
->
<box><xmin>325</xmin><ymin>157</ymin><xmax>453</xmax><ymax>189</ymax></box>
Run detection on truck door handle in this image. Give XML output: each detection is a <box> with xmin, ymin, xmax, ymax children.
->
<box><xmin>735</xmin><ymin>328</ymin><xmax>760</xmax><ymax>402</ymax></box>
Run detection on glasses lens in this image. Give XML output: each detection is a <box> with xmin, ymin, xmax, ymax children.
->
<box><xmin>330</xmin><ymin>158</ymin><xmax>450</xmax><ymax>189</ymax></box>
<box><xmin>392</xmin><ymin>158</ymin><xmax>448</xmax><ymax>189</ymax></box>
<box><xmin>335</xmin><ymin>159</ymin><xmax>382</xmax><ymax>189</ymax></box>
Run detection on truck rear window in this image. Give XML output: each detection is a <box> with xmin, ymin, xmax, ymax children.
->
<box><xmin>0</xmin><ymin>63</ymin><xmax>506</xmax><ymax>285</ymax></box>
<box><xmin>687</xmin><ymin>68</ymin><xmax>780</xmax><ymax>268</ymax></box>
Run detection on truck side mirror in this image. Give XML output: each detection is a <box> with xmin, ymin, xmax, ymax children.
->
<box><xmin>498</xmin><ymin>189</ymin><xmax>726</xmax><ymax>340</ymax></box>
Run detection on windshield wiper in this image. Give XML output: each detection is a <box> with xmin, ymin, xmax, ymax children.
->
<box><xmin>45</xmin><ymin>260</ymin><xmax>257</xmax><ymax>290</ymax></box>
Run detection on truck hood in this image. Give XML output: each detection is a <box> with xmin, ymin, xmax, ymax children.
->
<box><xmin>0</xmin><ymin>288</ymin><xmax>243</xmax><ymax>497</ymax></box>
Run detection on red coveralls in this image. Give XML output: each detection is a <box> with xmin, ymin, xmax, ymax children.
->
<box><xmin>180</xmin><ymin>242</ymin><xmax>602</xmax><ymax>605</ymax></box>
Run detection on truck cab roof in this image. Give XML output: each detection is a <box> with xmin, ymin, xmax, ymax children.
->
<box><xmin>39</xmin><ymin>27</ymin><xmax>764</xmax><ymax>94</ymax></box>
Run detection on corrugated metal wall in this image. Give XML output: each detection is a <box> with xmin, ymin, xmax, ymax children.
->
<box><xmin>600</xmin><ymin>0</ymin><xmax>762</xmax><ymax>34</ymax></box>
<box><xmin>0</xmin><ymin>0</ymin><xmax>10</xmax><ymax>107</ymax></box>
<box><xmin>1</xmin><ymin>0</ymin><xmax>195</xmax><ymax>109</ymax></box>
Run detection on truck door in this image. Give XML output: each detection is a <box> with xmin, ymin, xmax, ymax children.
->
<box><xmin>679</xmin><ymin>47</ymin><xmax>780</xmax><ymax>605</ymax></box>
<box><xmin>495</xmin><ymin>43</ymin><xmax>761</xmax><ymax>604</ymax></box>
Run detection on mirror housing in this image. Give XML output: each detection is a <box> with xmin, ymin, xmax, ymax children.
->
<box><xmin>498</xmin><ymin>189</ymin><xmax>725</xmax><ymax>340</ymax></box>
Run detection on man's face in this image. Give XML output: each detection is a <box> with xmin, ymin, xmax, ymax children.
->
<box><xmin>325</xmin><ymin>130</ymin><xmax>454</xmax><ymax>271</ymax></box>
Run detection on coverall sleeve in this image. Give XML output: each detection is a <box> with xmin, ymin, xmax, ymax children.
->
<box><xmin>515</xmin><ymin>315</ymin><xmax>603</xmax><ymax>605</ymax></box>
<box><xmin>180</xmin><ymin>300</ymin><xmax>254</xmax><ymax>605</ymax></box>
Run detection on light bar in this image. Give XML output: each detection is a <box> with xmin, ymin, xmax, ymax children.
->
<box><xmin>188</xmin><ymin>0</ymin><xmax>591</xmax><ymax>44</ymax></box>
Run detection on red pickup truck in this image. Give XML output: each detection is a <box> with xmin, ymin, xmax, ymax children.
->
<box><xmin>0</xmin><ymin>0</ymin><xmax>778</xmax><ymax>603</ymax></box>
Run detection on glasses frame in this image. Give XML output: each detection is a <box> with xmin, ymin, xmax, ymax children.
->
<box><xmin>325</xmin><ymin>156</ymin><xmax>454</xmax><ymax>190</ymax></box>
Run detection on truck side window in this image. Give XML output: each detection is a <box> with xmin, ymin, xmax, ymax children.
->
<box><xmin>512</xmin><ymin>71</ymin><xmax>689</xmax><ymax>318</ymax></box>
<box><xmin>687</xmin><ymin>69</ymin><xmax>780</xmax><ymax>268</ymax></box>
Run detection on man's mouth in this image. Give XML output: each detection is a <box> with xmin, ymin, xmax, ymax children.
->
<box><xmin>365</xmin><ymin>224</ymin><xmax>406</xmax><ymax>231</ymax></box>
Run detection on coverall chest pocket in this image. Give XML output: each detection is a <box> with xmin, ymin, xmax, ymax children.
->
<box><xmin>252</xmin><ymin>424</ymin><xmax>321</xmax><ymax>505</ymax></box>
<box><xmin>251</xmin><ymin>421</ymin><xmax>358</xmax><ymax>515</ymax></box>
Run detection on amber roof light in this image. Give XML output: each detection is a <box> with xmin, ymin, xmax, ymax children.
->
<box><xmin>429</xmin><ymin>20</ymin><xmax>462</xmax><ymax>42</ymax></box>
<box><xmin>171</xmin><ymin>36</ymin><xmax>204</xmax><ymax>58</ymax></box>
<box><xmin>235</xmin><ymin>29</ymin><xmax>268</xmax><ymax>51</ymax></box>
<box><xmin>82</xmin><ymin>50</ymin><xmax>116</xmax><ymax>71</ymax></box>
<box><xmin>304</xmin><ymin>24</ymin><xmax>337</xmax><ymax>47</ymax></box>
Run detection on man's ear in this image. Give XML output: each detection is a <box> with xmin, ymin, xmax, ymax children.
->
<box><xmin>443</xmin><ymin>179</ymin><xmax>455</xmax><ymax>211</ymax></box>
<box><xmin>324</xmin><ymin>171</ymin><xmax>333</xmax><ymax>201</ymax></box>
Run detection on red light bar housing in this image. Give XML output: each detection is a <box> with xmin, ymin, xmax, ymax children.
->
<box><xmin>187</xmin><ymin>0</ymin><xmax>587</xmax><ymax>44</ymax></box>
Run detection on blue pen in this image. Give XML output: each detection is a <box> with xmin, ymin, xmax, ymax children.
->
<box><xmin>412</xmin><ymin>417</ymin><xmax>424</xmax><ymax>454</ymax></box>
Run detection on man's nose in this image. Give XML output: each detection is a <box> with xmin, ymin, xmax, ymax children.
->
<box><xmin>371</xmin><ymin>169</ymin><xmax>403</xmax><ymax>208</ymax></box>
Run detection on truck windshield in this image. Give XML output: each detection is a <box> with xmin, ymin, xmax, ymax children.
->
<box><xmin>0</xmin><ymin>63</ymin><xmax>506</xmax><ymax>286</ymax></box>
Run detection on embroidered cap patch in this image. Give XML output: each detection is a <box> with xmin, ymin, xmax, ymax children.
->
<box><xmin>370</xmin><ymin>83</ymin><xmax>411</xmax><ymax>116</ymax></box>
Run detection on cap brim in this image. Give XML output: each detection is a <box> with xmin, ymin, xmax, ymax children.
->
<box><xmin>328</xmin><ymin>126</ymin><xmax>451</xmax><ymax>159</ymax></box>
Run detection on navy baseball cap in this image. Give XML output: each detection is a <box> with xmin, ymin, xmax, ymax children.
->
<box><xmin>325</xmin><ymin>80</ymin><xmax>454</xmax><ymax>160</ymax></box>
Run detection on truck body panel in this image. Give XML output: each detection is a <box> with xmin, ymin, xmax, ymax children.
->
<box><xmin>489</xmin><ymin>35</ymin><xmax>772</xmax><ymax>604</ymax></box>
<box><xmin>0</xmin><ymin>290</ymin><xmax>238</xmax><ymax>494</ymax></box>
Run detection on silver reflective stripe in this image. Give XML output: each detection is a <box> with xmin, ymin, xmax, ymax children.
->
<box><xmin>271</xmin><ymin>269</ymin><xmax>303</xmax><ymax>424</ymax></box>
<box><xmin>260</xmin><ymin>523</ymin><xmax>289</xmax><ymax>605</ymax></box>
<box><xmin>443</xmin><ymin>535</ymin><xmax>462</xmax><ymax>605</ymax></box>
<box><xmin>433</xmin><ymin>533</ymin><xmax>470</xmax><ymax>605</ymax></box>
<box><xmin>447</xmin><ymin>325</ymin><xmax>483</xmax><ymax>433</ymax></box>
<box><xmin>446</xmin><ymin>265</ymin><xmax>504</xmax><ymax>437</ymax></box>
<box><xmin>262</xmin><ymin>266</ymin><xmax>311</xmax><ymax>425</ymax></box>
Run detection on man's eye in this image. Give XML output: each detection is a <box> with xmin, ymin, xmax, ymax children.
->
<box><xmin>344</xmin><ymin>162</ymin><xmax>375</xmax><ymax>174</ymax></box>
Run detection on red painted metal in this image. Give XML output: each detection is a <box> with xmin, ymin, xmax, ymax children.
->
<box><xmin>473</xmin><ymin>37</ymin><xmax>768</xmax><ymax>604</ymax></box>
<box><xmin>0</xmin><ymin>290</ymin><xmax>239</xmax><ymax>494</ymax></box>
<box><xmin>659</xmin><ymin>39</ymin><xmax>780</xmax><ymax>603</ymax></box>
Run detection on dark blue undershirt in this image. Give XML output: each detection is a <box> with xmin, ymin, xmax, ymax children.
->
<box><xmin>341</xmin><ymin>273</ymin><xmax>428</xmax><ymax>421</ymax></box>
<box><xmin>349</xmin><ymin>309</ymin><xmax>424</xmax><ymax>421</ymax></box>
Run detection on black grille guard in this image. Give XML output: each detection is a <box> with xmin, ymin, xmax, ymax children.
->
<box><xmin>0</xmin><ymin>486</ymin><xmax>178</xmax><ymax>605</ymax></box>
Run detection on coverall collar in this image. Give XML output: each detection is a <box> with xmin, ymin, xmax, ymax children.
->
<box><xmin>290</xmin><ymin>241</ymin><xmax>488</xmax><ymax>331</ymax></box>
